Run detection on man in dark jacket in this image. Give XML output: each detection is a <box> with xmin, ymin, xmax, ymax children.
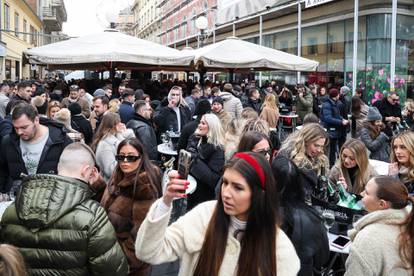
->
<box><xmin>243</xmin><ymin>87</ymin><xmax>262</xmax><ymax>113</ymax></box>
<box><xmin>374</xmin><ymin>91</ymin><xmax>402</xmax><ymax>137</ymax></box>
<box><xmin>119</xmin><ymin>88</ymin><xmax>136</xmax><ymax>124</ymax></box>
<box><xmin>320</xmin><ymin>88</ymin><xmax>349</xmax><ymax>167</ymax></box>
<box><xmin>9</xmin><ymin>81</ymin><xmax>31</xmax><ymax>106</ymax></box>
<box><xmin>126</xmin><ymin>100</ymin><xmax>158</xmax><ymax>161</ymax></box>
<box><xmin>0</xmin><ymin>103</ymin><xmax>72</xmax><ymax>193</ymax></box>
<box><xmin>68</xmin><ymin>102</ymin><xmax>93</xmax><ymax>145</ymax></box>
<box><xmin>154</xmin><ymin>86</ymin><xmax>192</xmax><ymax>134</ymax></box>
<box><xmin>0</xmin><ymin>143</ymin><xmax>128</xmax><ymax>275</ymax></box>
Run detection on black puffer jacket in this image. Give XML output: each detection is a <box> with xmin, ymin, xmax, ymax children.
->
<box><xmin>281</xmin><ymin>205</ymin><xmax>330</xmax><ymax>276</ymax></box>
<box><xmin>0</xmin><ymin>174</ymin><xmax>128</xmax><ymax>276</ymax></box>
<box><xmin>153</xmin><ymin>105</ymin><xmax>192</xmax><ymax>134</ymax></box>
<box><xmin>71</xmin><ymin>114</ymin><xmax>93</xmax><ymax>145</ymax></box>
<box><xmin>186</xmin><ymin>135</ymin><xmax>225</xmax><ymax>210</ymax></box>
<box><xmin>126</xmin><ymin>113</ymin><xmax>158</xmax><ymax>161</ymax></box>
<box><xmin>0</xmin><ymin>117</ymin><xmax>72</xmax><ymax>192</ymax></box>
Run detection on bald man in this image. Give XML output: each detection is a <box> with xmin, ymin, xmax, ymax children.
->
<box><xmin>0</xmin><ymin>143</ymin><xmax>128</xmax><ymax>275</ymax></box>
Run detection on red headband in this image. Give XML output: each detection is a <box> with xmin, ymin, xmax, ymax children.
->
<box><xmin>234</xmin><ymin>152</ymin><xmax>265</xmax><ymax>189</ymax></box>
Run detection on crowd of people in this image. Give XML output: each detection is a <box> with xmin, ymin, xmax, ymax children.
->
<box><xmin>0</xmin><ymin>77</ymin><xmax>413</xmax><ymax>275</ymax></box>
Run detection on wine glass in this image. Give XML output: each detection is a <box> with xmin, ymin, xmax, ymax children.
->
<box><xmin>322</xmin><ymin>209</ymin><xmax>335</xmax><ymax>231</ymax></box>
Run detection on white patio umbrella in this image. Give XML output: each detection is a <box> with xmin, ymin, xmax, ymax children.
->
<box><xmin>193</xmin><ymin>37</ymin><xmax>319</xmax><ymax>72</ymax></box>
<box><xmin>24</xmin><ymin>29</ymin><xmax>194</xmax><ymax>71</ymax></box>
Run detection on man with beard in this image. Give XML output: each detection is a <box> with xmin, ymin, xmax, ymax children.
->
<box><xmin>126</xmin><ymin>100</ymin><xmax>158</xmax><ymax>161</ymax></box>
<box><xmin>61</xmin><ymin>85</ymin><xmax>90</xmax><ymax>119</ymax></box>
<box><xmin>0</xmin><ymin>103</ymin><xmax>72</xmax><ymax>193</ymax></box>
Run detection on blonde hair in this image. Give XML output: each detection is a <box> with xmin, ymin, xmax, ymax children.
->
<box><xmin>197</xmin><ymin>114</ymin><xmax>225</xmax><ymax>148</ymax></box>
<box><xmin>0</xmin><ymin>244</ymin><xmax>26</xmax><ymax>276</ymax></box>
<box><xmin>283</xmin><ymin>123</ymin><xmax>329</xmax><ymax>173</ymax></box>
<box><xmin>108</xmin><ymin>99</ymin><xmax>121</xmax><ymax>113</ymax></box>
<box><xmin>261</xmin><ymin>94</ymin><xmax>278</xmax><ymax>110</ymax></box>
<box><xmin>391</xmin><ymin>131</ymin><xmax>414</xmax><ymax>183</ymax></box>
<box><xmin>337</xmin><ymin>139</ymin><xmax>370</xmax><ymax>194</ymax></box>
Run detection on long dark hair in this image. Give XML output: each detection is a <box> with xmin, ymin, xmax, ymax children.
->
<box><xmin>193</xmin><ymin>152</ymin><xmax>279</xmax><ymax>276</ymax></box>
<box><xmin>112</xmin><ymin>137</ymin><xmax>161</xmax><ymax>197</ymax></box>
<box><xmin>373</xmin><ymin>176</ymin><xmax>414</xmax><ymax>270</ymax></box>
<box><xmin>363</xmin><ymin>120</ymin><xmax>381</xmax><ymax>139</ymax></box>
<box><xmin>237</xmin><ymin>131</ymin><xmax>270</xmax><ymax>152</ymax></box>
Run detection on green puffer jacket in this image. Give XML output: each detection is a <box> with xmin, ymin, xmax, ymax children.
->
<box><xmin>0</xmin><ymin>174</ymin><xmax>128</xmax><ymax>276</ymax></box>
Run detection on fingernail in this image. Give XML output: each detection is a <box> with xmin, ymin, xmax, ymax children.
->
<box><xmin>185</xmin><ymin>181</ymin><xmax>190</xmax><ymax>184</ymax></box>
<box><xmin>181</xmin><ymin>194</ymin><xmax>187</xmax><ymax>198</ymax></box>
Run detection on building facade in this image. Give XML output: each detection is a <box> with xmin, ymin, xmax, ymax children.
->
<box><xmin>132</xmin><ymin>0</ymin><xmax>161</xmax><ymax>43</ymax></box>
<box><xmin>115</xmin><ymin>6</ymin><xmax>134</xmax><ymax>36</ymax></box>
<box><xmin>157</xmin><ymin>0</ymin><xmax>413</xmax><ymax>103</ymax></box>
<box><xmin>0</xmin><ymin>0</ymin><xmax>43</xmax><ymax>81</ymax></box>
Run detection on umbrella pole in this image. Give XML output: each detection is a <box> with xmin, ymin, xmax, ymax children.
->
<box><xmin>228</xmin><ymin>69</ymin><xmax>234</xmax><ymax>83</ymax></box>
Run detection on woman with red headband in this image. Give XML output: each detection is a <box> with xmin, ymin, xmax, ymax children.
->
<box><xmin>135</xmin><ymin>152</ymin><xmax>300</xmax><ymax>276</ymax></box>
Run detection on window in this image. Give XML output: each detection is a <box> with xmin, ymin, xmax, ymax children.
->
<box><xmin>4</xmin><ymin>4</ymin><xmax>10</xmax><ymax>30</ymax></box>
<box><xmin>30</xmin><ymin>25</ymin><xmax>35</xmax><ymax>45</ymax></box>
<box><xmin>23</xmin><ymin>19</ymin><xmax>27</xmax><ymax>41</ymax></box>
<box><xmin>14</xmin><ymin>12</ymin><xmax>19</xmax><ymax>37</ymax></box>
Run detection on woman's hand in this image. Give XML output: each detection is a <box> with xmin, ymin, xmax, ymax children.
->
<box><xmin>388</xmin><ymin>162</ymin><xmax>399</xmax><ymax>177</ymax></box>
<box><xmin>338</xmin><ymin>176</ymin><xmax>348</xmax><ymax>190</ymax></box>
<box><xmin>116</xmin><ymin>122</ymin><xmax>126</xmax><ymax>133</ymax></box>
<box><xmin>162</xmin><ymin>170</ymin><xmax>189</xmax><ymax>207</ymax></box>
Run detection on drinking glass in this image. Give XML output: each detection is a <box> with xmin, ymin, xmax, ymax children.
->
<box><xmin>322</xmin><ymin>209</ymin><xmax>335</xmax><ymax>230</ymax></box>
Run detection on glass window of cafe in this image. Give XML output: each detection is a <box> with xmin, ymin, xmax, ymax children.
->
<box><xmin>252</xmin><ymin>13</ymin><xmax>414</xmax><ymax>104</ymax></box>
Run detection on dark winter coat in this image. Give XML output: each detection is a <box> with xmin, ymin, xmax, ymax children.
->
<box><xmin>126</xmin><ymin>114</ymin><xmax>158</xmax><ymax>161</ymax></box>
<box><xmin>119</xmin><ymin>101</ymin><xmax>135</xmax><ymax>124</ymax></box>
<box><xmin>0</xmin><ymin>114</ymin><xmax>12</xmax><ymax>138</ymax></box>
<box><xmin>360</xmin><ymin>127</ymin><xmax>390</xmax><ymax>162</ymax></box>
<box><xmin>0</xmin><ymin>117</ymin><xmax>72</xmax><ymax>193</ymax></box>
<box><xmin>186</xmin><ymin>135</ymin><xmax>225</xmax><ymax>210</ymax></box>
<box><xmin>281</xmin><ymin>205</ymin><xmax>330</xmax><ymax>276</ymax></box>
<box><xmin>177</xmin><ymin>119</ymin><xmax>199</xmax><ymax>154</ymax></box>
<box><xmin>374</xmin><ymin>98</ymin><xmax>402</xmax><ymax>136</ymax></box>
<box><xmin>153</xmin><ymin>105</ymin><xmax>192</xmax><ymax>134</ymax></box>
<box><xmin>71</xmin><ymin>114</ymin><xmax>93</xmax><ymax>145</ymax></box>
<box><xmin>0</xmin><ymin>174</ymin><xmax>128</xmax><ymax>276</ymax></box>
<box><xmin>243</xmin><ymin>98</ymin><xmax>262</xmax><ymax>113</ymax></box>
<box><xmin>321</xmin><ymin>98</ymin><xmax>344</xmax><ymax>139</ymax></box>
<box><xmin>101</xmin><ymin>170</ymin><xmax>161</xmax><ymax>276</ymax></box>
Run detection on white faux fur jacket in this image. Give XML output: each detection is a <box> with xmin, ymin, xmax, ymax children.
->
<box><xmin>136</xmin><ymin>199</ymin><xmax>300</xmax><ymax>276</ymax></box>
<box><xmin>345</xmin><ymin>208</ymin><xmax>412</xmax><ymax>276</ymax></box>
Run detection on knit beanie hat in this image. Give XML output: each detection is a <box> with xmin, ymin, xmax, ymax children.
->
<box><xmin>367</xmin><ymin>107</ymin><xmax>382</xmax><ymax>121</ymax></box>
<box><xmin>93</xmin><ymin>88</ymin><xmax>105</xmax><ymax>97</ymax></box>
<box><xmin>68</xmin><ymin>102</ymin><xmax>82</xmax><ymax>116</ymax></box>
<box><xmin>329</xmin><ymin>88</ymin><xmax>339</xmax><ymax>98</ymax></box>
<box><xmin>53</xmin><ymin>108</ymin><xmax>72</xmax><ymax>129</ymax></box>
<box><xmin>194</xmin><ymin>99</ymin><xmax>211</xmax><ymax>116</ymax></box>
<box><xmin>212</xmin><ymin>96</ymin><xmax>224</xmax><ymax>106</ymax></box>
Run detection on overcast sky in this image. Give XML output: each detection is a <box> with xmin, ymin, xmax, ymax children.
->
<box><xmin>62</xmin><ymin>0</ymin><xmax>133</xmax><ymax>37</ymax></box>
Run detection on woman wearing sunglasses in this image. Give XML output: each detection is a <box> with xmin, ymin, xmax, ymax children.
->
<box><xmin>237</xmin><ymin>131</ymin><xmax>272</xmax><ymax>161</ymax></box>
<box><xmin>136</xmin><ymin>152</ymin><xmax>300</xmax><ymax>276</ymax></box>
<box><xmin>101</xmin><ymin>137</ymin><xmax>161</xmax><ymax>276</ymax></box>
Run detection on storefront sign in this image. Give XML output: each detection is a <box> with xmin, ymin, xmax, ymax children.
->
<box><xmin>305</xmin><ymin>0</ymin><xmax>335</xmax><ymax>8</ymax></box>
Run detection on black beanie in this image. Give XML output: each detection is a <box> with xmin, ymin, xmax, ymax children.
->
<box><xmin>194</xmin><ymin>99</ymin><xmax>211</xmax><ymax>116</ymax></box>
<box><xmin>68</xmin><ymin>102</ymin><xmax>82</xmax><ymax>116</ymax></box>
<box><xmin>212</xmin><ymin>96</ymin><xmax>224</xmax><ymax>106</ymax></box>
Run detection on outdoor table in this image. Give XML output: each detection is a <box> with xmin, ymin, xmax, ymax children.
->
<box><xmin>322</xmin><ymin>231</ymin><xmax>351</xmax><ymax>275</ymax></box>
<box><xmin>157</xmin><ymin>143</ymin><xmax>178</xmax><ymax>156</ymax></box>
<box><xmin>278</xmin><ymin>113</ymin><xmax>298</xmax><ymax>140</ymax></box>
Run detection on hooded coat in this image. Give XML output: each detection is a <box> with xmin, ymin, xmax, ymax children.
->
<box><xmin>220</xmin><ymin>91</ymin><xmax>243</xmax><ymax>119</ymax></box>
<box><xmin>0</xmin><ymin>174</ymin><xmax>128</xmax><ymax>276</ymax></box>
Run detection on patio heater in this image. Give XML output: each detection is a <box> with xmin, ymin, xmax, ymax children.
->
<box><xmin>196</xmin><ymin>15</ymin><xmax>209</xmax><ymax>95</ymax></box>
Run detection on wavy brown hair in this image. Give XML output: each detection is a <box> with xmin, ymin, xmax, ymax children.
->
<box><xmin>91</xmin><ymin>112</ymin><xmax>120</xmax><ymax>152</ymax></box>
<box><xmin>193</xmin><ymin>152</ymin><xmax>279</xmax><ymax>276</ymax></box>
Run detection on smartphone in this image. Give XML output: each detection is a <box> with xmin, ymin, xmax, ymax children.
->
<box><xmin>177</xmin><ymin>150</ymin><xmax>192</xmax><ymax>193</ymax></box>
<box><xmin>331</xmin><ymin>235</ymin><xmax>351</xmax><ymax>249</ymax></box>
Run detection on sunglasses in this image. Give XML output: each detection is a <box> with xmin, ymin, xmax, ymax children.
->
<box><xmin>115</xmin><ymin>155</ymin><xmax>141</xmax><ymax>162</ymax></box>
<box><xmin>256</xmin><ymin>149</ymin><xmax>272</xmax><ymax>156</ymax></box>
